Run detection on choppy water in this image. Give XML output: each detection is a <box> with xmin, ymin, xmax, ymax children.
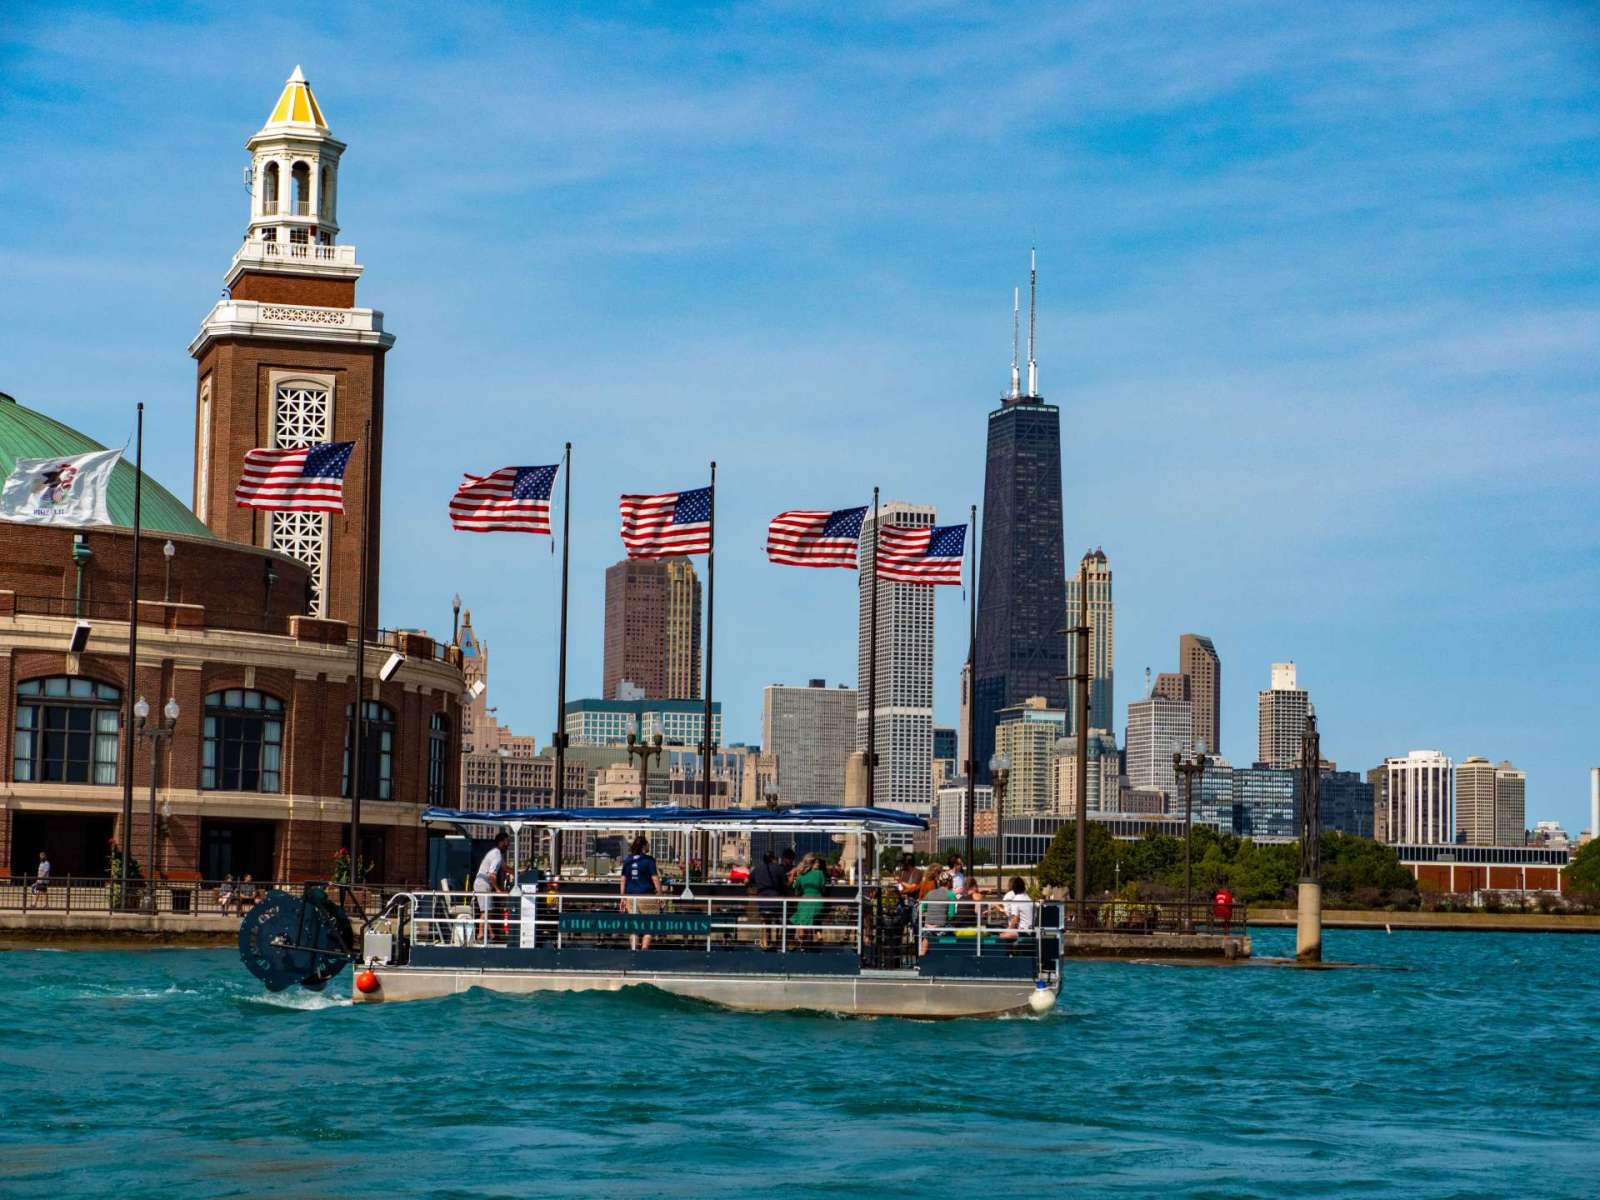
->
<box><xmin>2</xmin><ymin>928</ymin><xmax>1596</xmax><ymax>1199</ymax></box>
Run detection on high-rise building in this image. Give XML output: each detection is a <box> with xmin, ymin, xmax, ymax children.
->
<box><xmin>601</xmin><ymin>558</ymin><xmax>701</xmax><ymax>700</ymax></box>
<box><xmin>763</xmin><ymin>680</ymin><xmax>856</xmax><ymax>807</ymax></box>
<box><xmin>1456</xmin><ymin>756</ymin><xmax>1497</xmax><ymax>846</ymax></box>
<box><xmin>974</xmin><ymin>259</ymin><xmax>1068</xmax><ymax>782</ymax></box>
<box><xmin>565</xmin><ymin>697</ymin><xmax>721</xmax><ymax>748</ymax></box>
<box><xmin>1125</xmin><ymin>693</ymin><xmax>1194</xmax><ymax>805</ymax></box>
<box><xmin>993</xmin><ymin>696</ymin><xmax>1067</xmax><ymax>816</ymax></box>
<box><xmin>1303</xmin><ymin>769</ymin><xmax>1375</xmax><ymax>838</ymax></box>
<box><xmin>191</xmin><ymin>67</ymin><xmax>394</xmax><ymax>628</ymax></box>
<box><xmin>1179</xmin><ymin>634</ymin><xmax>1221</xmax><ymax>755</ymax></box>
<box><xmin>858</xmin><ymin>502</ymin><xmax>936</xmax><ymax>820</ymax></box>
<box><xmin>1367</xmin><ymin>764</ymin><xmax>1390</xmax><ymax>842</ymax></box>
<box><xmin>1052</xmin><ymin>729</ymin><xmax>1122</xmax><ymax>818</ymax></box>
<box><xmin>1233</xmin><ymin>764</ymin><xmax>1296</xmax><ymax>841</ymax></box>
<box><xmin>1064</xmin><ymin>548</ymin><xmax>1114</xmax><ymax>735</ymax></box>
<box><xmin>1383</xmin><ymin>751</ymin><xmax>1454</xmax><ymax>845</ymax></box>
<box><xmin>1257</xmin><ymin>662</ymin><xmax>1310</xmax><ymax>769</ymax></box>
<box><xmin>1190</xmin><ymin>754</ymin><xmax>1237</xmax><ymax>831</ymax></box>
<box><xmin>1495</xmin><ymin>761</ymin><xmax>1526</xmax><ymax>847</ymax></box>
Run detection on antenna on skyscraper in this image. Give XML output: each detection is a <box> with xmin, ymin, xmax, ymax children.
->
<box><xmin>1144</xmin><ymin>666</ymin><xmax>1152</xmax><ymax>698</ymax></box>
<box><xmin>1026</xmin><ymin>248</ymin><xmax>1038</xmax><ymax>397</ymax></box>
<box><xmin>1009</xmin><ymin>287</ymin><xmax>1021</xmax><ymax>399</ymax></box>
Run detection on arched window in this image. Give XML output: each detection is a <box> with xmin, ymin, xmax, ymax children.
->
<box><xmin>261</xmin><ymin>161</ymin><xmax>280</xmax><ymax>215</ymax></box>
<box><xmin>203</xmin><ymin>689</ymin><xmax>284</xmax><ymax>792</ymax></box>
<box><xmin>14</xmin><ymin>677</ymin><xmax>122</xmax><ymax>784</ymax></box>
<box><xmin>342</xmin><ymin>701</ymin><xmax>395</xmax><ymax>801</ymax></box>
<box><xmin>427</xmin><ymin>712</ymin><xmax>450</xmax><ymax>805</ymax></box>
<box><xmin>291</xmin><ymin>161</ymin><xmax>311</xmax><ymax>215</ymax></box>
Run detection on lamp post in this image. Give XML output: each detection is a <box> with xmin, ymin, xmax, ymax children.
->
<box><xmin>71</xmin><ymin>536</ymin><xmax>93</xmax><ymax>617</ymax></box>
<box><xmin>626</xmin><ymin>730</ymin><xmax>664</xmax><ymax>806</ymax></box>
<box><xmin>988</xmin><ymin>753</ymin><xmax>1011</xmax><ymax>892</ymax></box>
<box><xmin>134</xmin><ymin>695</ymin><xmax>180</xmax><ymax>912</ymax></box>
<box><xmin>451</xmin><ymin>592</ymin><xmax>462</xmax><ymax>646</ymax></box>
<box><xmin>1172</xmin><ymin>746</ymin><xmax>1208</xmax><ymax>928</ymax></box>
<box><xmin>262</xmin><ymin>558</ymin><xmax>277</xmax><ymax>629</ymax></box>
<box><xmin>161</xmin><ymin>540</ymin><xmax>175</xmax><ymax>603</ymax></box>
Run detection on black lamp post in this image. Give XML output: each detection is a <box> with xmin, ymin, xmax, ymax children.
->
<box><xmin>162</xmin><ymin>540</ymin><xmax>175</xmax><ymax>603</ymax></box>
<box><xmin>626</xmin><ymin>730</ymin><xmax>664</xmax><ymax>806</ymax></box>
<box><xmin>134</xmin><ymin>695</ymin><xmax>180</xmax><ymax>911</ymax></box>
<box><xmin>1173</xmin><ymin>746</ymin><xmax>1208</xmax><ymax>928</ymax></box>
<box><xmin>451</xmin><ymin>592</ymin><xmax>462</xmax><ymax>646</ymax></box>
<box><xmin>988</xmin><ymin>753</ymin><xmax>1011</xmax><ymax>892</ymax></box>
<box><xmin>71</xmin><ymin>536</ymin><xmax>93</xmax><ymax>617</ymax></box>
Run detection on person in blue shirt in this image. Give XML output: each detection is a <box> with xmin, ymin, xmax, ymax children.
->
<box><xmin>619</xmin><ymin>835</ymin><xmax>664</xmax><ymax>950</ymax></box>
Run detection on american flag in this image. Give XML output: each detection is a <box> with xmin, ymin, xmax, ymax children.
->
<box><xmin>875</xmin><ymin>522</ymin><xmax>967</xmax><ymax>585</ymax></box>
<box><xmin>766</xmin><ymin>506</ymin><xmax>866</xmax><ymax>568</ymax></box>
<box><xmin>234</xmin><ymin>442</ymin><xmax>355</xmax><ymax>513</ymax></box>
<box><xmin>450</xmin><ymin>464</ymin><xmax>558</xmax><ymax>534</ymax></box>
<box><xmin>619</xmin><ymin>486</ymin><xmax>712</xmax><ymax>557</ymax></box>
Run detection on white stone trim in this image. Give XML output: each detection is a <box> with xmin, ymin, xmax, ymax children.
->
<box><xmin>189</xmin><ymin>300</ymin><xmax>394</xmax><ymax>356</ymax></box>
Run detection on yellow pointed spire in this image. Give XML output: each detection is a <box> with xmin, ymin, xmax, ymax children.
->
<box><xmin>264</xmin><ymin>65</ymin><xmax>328</xmax><ymax>131</ymax></box>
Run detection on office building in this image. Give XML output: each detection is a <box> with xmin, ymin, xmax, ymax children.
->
<box><xmin>1310</xmin><ymin>769</ymin><xmax>1376</xmax><ymax>838</ymax></box>
<box><xmin>1190</xmin><ymin>755</ymin><xmax>1237</xmax><ymax>832</ymax></box>
<box><xmin>565</xmin><ymin>697</ymin><xmax>721</xmax><ymax>749</ymax></box>
<box><xmin>1234</xmin><ymin>764</ymin><xmax>1296</xmax><ymax>841</ymax></box>
<box><xmin>935</xmin><ymin>780</ymin><xmax>993</xmax><ymax>842</ymax></box>
<box><xmin>1126</xmin><ymin>693</ymin><xmax>1194</xmax><ymax>805</ymax></box>
<box><xmin>974</xmin><ymin>261</ymin><xmax>1068</xmax><ymax>782</ymax></box>
<box><xmin>1382</xmin><ymin>751</ymin><xmax>1454</xmax><ymax>845</ymax></box>
<box><xmin>762</xmin><ymin>680</ymin><xmax>856</xmax><ymax>807</ymax></box>
<box><xmin>858</xmin><ymin>501</ymin><xmax>936</xmax><ymax>820</ymax></box>
<box><xmin>1494</xmin><ymin>761</ymin><xmax>1526</xmax><ymax>846</ymax></box>
<box><xmin>1052</xmin><ymin>729</ymin><xmax>1122</xmax><ymax>818</ymax></box>
<box><xmin>1456</xmin><ymin>757</ymin><xmax>1497</xmax><ymax>846</ymax></box>
<box><xmin>1179</xmin><ymin>635</ymin><xmax>1221</xmax><ymax>754</ymax></box>
<box><xmin>1257</xmin><ymin>662</ymin><xmax>1311</xmax><ymax>770</ymax></box>
<box><xmin>1368</xmin><ymin>765</ymin><xmax>1390</xmax><ymax>843</ymax></box>
<box><xmin>1064</xmin><ymin>547</ymin><xmax>1114</xmax><ymax>734</ymax></box>
<box><xmin>602</xmin><ymin>558</ymin><xmax>702</xmax><ymax>700</ymax></box>
<box><xmin>993</xmin><ymin>696</ymin><xmax>1068</xmax><ymax>816</ymax></box>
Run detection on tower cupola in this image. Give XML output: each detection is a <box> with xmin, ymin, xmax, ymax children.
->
<box><xmin>245</xmin><ymin>66</ymin><xmax>346</xmax><ymax>250</ymax></box>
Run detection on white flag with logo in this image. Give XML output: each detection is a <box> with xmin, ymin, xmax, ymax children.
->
<box><xmin>0</xmin><ymin>449</ymin><xmax>122</xmax><ymax>527</ymax></box>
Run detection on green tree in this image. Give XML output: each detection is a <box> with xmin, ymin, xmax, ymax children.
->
<box><xmin>1038</xmin><ymin>820</ymin><xmax>1119</xmax><ymax>895</ymax></box>
<box><xmin>1566</xmin><ymin>839</ymin><xmax>1600</xmax><ymax>895</ymax></box>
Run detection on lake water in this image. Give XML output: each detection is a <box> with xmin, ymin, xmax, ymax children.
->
<box><xmin>3</xmin><ymin>928</ymin><xmax>1596</xmax><ymax>1199</ymax></box>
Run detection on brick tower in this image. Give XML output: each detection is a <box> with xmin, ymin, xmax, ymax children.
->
<box><xmin>189</xmin><ymin>66</ymin><xmax>393</xmax><ymax>630</ymax></box>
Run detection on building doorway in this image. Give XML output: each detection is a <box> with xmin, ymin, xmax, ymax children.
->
<box><xmin>200</xmin><ymin>818</ymin><xmax>279</xmax><ymax>882</ymax></box>
<box><xmin>10</xmin><ymin>812</ymin><xmax>116</xmax><ymax>878</ymax></box>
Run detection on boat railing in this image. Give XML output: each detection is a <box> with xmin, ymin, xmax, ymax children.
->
<box><xmin>377</xmin><ymin>888</ymin><xmax>868</xmax><ymax>958</ymax></box>
<box><xmin>913</xmin><ymin>899</ymin><xmax>1063</xmax><ymax>974</ymax></box>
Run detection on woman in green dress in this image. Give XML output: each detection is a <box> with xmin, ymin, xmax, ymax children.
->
<box><xmin>788</xmin><ymin>853</ymin><xmax>827</xmax><ymax>944</ymax></box>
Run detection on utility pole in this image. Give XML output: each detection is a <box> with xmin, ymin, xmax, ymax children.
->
<box><xmin>1296</xmin><ymin>710</ymin><xmax>1323</xmax><ymax>962</ymax></box>
<box><xmin>1172</xmin><ymin>749</ymin><xmax>1208</xmax><ymax>930</ymax></box>
<box><xmin>1061</xmin><ymin>559</ymin><xmax>1091</xmax><ymax>920</ymax></box>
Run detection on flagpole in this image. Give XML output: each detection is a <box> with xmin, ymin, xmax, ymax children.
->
<box><xmin>700</xmin><ymin>462</ymin><xmax>716</xmax><ymax>874</ymax></box>
<box><xmin>553</xmin><ymin>442</ymin><xmax>572</xmax><ymax>875</ymax></box>
<box><xmin>965</xmin><ymin>502</ymin><xmax>977</xmax><ymax>873</ymax></box>
<box><xmin>119</xmin><ymin>403</ymin><xmax>144</xmax><ymax>908</ymax></box>
<box><xmin>866</xmin><ymin>487</ymin><xmax>879</xmax><ymax>810</ymax></box>
<box><xmin>349</xmin><ymin>419</ymin><xmax>372</xmax><ymax>895</ymax></box>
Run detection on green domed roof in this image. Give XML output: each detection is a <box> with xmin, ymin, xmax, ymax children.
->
<box><xmin>0</xmin><ymin>394</ymin><xmax>215</xmax><ymax>539</ymax></box>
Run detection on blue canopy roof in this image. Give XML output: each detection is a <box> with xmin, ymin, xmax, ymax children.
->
<box><xmin>420</xmin><ymin>804</ymin><xmax>927</xmax><ymax>833</ymax></box>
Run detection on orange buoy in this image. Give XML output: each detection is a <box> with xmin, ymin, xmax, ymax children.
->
<box><xmin>355</xmin><ymin>969</ymin><xmax>380</xmax><ymax>994</ymax></box>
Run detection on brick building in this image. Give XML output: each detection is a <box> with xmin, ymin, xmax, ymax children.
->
<box><xmin>0</xmin><ymin>68</ymin><xmax>462</xmax><ymax>884</ymax></box>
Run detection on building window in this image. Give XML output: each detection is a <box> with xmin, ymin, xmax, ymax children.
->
<box><xmin>428</xmin><ymin>712</ymin><xmax>450</xmax><ymax>805</ymax></box>
<box><xmin>343</xmin><ymin>701</ymin><xmax>395</xmax><ymax>801</ymax></box>
<box><xmin>13</xmin><ymin>677</ymin><xmax>121</xmax><ymax>784</ymax></box>
<box><xmin>261</xmin><ymin>161</ymin><xmax>279</xmax><ymax>216</ymax></box>
<box><xmin>268</xmin><ymin>377</ymin><xmax>333</xmax><ymax>615</ymax></box>
<box><xmin>202</xmin><ymin>689</ymin><xmax>284</xmax><ymax>792</ymax></box>
<box><xmin>291</xmin><ymin>160</ymin><xmax>311</xmax><ymax>215</ymax></box>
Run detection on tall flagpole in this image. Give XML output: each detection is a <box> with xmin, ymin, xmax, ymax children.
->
<box><xmin>866</xmin><ymin>487</ymin><xmax>879</xmax><ymax>809</ymax></box>
<box><xmin>119</xmin><ymin>403</ymin><xmax>144</xmax><ymax>907</ymax></box>
<box><xmin>964</xmin><ymin>502</ymin><xmax>977</xmax><ymax>871</ymax></box>
<box><xmin>552</xmin><ymin>442</ymin><xmax>572</xmax><ymax>874</ymax></box>
<box><xmin>349</xmin><ymin>419</ymin><xmax>372</xmax><ymax>892</ymax></box>
<box><xmin>700</xmin><ymin>463</ymin><xmax>716</xmax><ymax>873</ymax></box>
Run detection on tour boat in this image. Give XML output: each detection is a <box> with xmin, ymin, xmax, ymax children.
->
<box><xmin>240</xmin><ymin>805</ymin><xmax>1062</xmax><ymax>1019</ymax></box>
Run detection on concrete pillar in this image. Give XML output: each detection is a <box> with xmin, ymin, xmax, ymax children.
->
<box><xmin>1295</xmin><ymin>880</ymin><xmax>1322</xmax><ymax>963</ymax></box>
<box><xmin>840</xmin><ymin>751</ymin><xmax>868</xmax><ymax>880</ymax></box>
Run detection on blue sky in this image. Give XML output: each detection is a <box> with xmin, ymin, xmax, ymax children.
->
<box><xmin>3</xmin><ymin>3</ymin><xmax>1597</xmax><ymax>832</ymax></box>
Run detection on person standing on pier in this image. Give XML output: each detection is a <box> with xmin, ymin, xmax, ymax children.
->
<box><xmin>33</xmin><ymin>851</ymin><xmax>50</xmax><ymax>895</ymax></box>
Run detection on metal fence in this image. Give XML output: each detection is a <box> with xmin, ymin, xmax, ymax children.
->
<box><xmin>0</xmin><ymin>876</ymin><xmax>415</xmax><ymax>918</ymax></box>
<box><xmin>1061</xmin><ymin>897</ymin><xmax>1248</xmax><ymax>935</ymax></box>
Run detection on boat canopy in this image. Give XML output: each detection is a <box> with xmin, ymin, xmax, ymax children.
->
<box><xmin>420</xmin><ymin>804</ymin><xmax>927</xmax><ymax>834</ymax></box>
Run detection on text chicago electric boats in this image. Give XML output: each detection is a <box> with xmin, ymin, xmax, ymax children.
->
<box><xmin>240</xmin><ymin>805</ymin><xmax>1062</xmax><ymax>1018</ymax></box>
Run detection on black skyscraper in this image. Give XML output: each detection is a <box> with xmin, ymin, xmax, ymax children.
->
<box><xmin>974</xmin><ymin>258</ymin><xmax>1067</xmax><ymax>781</ymax></box>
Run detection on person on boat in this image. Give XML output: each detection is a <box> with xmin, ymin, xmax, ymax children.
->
<box><xmin>1001</xmin><ymin>876</ymin><xmax>1034</xmax><ymax>940</ymax></box>
<box><xmin>474</xmin><ymin>831</ymin><xmax>510</xmax><ymax>945</ymax></box>
<box><xmin>949</xmin><ymin>856</ymin><xmax>968</xmax><ymax>894</ymax></box>
<box><xmin>788</xmin><ymin>853</ymin><xmax>827</xmax><ymax>945</ymax></box>
<box><xmin>951</xmin><ymin>881</ymin><xmax>983</xmax><ymax>934</ymax></box>
<box><xmin>747</xmin><ymin>850</ymin><xmax>786</xmax><ymax>949</ymax></box>
<box><xmin>894</xmin><ymin>854</ymin><xmax>922</xmax><ymax>896</ymax></box>
<box><xmin>917</xmin><ymin>870</ymin><xmax>957</xmax><ymax>955</ymax></box>
<box><xmin>620</xmin><ymin>835</ymin><xmax>665</xmax><ymax>950</ymax></box>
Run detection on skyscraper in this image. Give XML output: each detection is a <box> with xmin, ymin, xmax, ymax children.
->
<box><xmin>1179</xmin><ymin>634</ymin><xmax>1221</xmax><ymax>755</ymax></box>
<box><xmin>1495</xmin><ymin>761</ymin><xmax>1526</xmax><ymax>847</ymax></box>
<box><xmin>1064</xmin><ymin>547</ymin><xmax>1114</xmax><ymax>735</ymax></box>
<box><xmin>1456</xmin><ymin>756</ymin><xmax>1497</xmax><ymax>846</ymax></box>
<box><xmin>602</xmin><ymin>558</ymin><xmax>701</xmax><ymax>699</ymax></box>
<box><xmin>763</xmin><ymin>680</ymin><xmax>857</xmax><ymax>807</ymax></box>
<box><xmin>1257</xmin><ymin>661</ymin><xmax>1310</xmax><ymax>769</ymax></box>
<box><xmin>858</xmin><ymin>501</ymin><xmax>936</xmax><ymax>820</ymax></box>
<box><xmin>974</xmin><ymin>255</ymin><xmax>1068</xmax><ymax>782</ymax></box>
<box><xmin>1383</xmin><ymin>750</ymin><xmax>1454</xmax><ymax>845</ymax></box>
<box><xmin>993</xmin><ymin>696</ymin><xmax>1067</xmax><ymax>815</ymax></box>
<box><xmin>1125</xmin><ymin>692</ymin><xmax>1193</xmax><ymax>806</ymax></box>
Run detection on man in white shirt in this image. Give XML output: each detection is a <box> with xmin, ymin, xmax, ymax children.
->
<box><xmin>474</xmin><ymin>831</ymin><xmax>510</xmax><ymax>944</ymax></box>
<box><xmin>1002</xmin><ymin>876</ymin><xmax>1034</xmax><ymax>939</ymax></box>
<box><xmin>33</xmin><ymin>851</ymin><xmax>51</xmax><ymax>895</ymax></box>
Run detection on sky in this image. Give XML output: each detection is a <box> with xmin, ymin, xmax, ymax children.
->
<box><xmin>3</xmin><ymin>2</ymin><xmax>1597</xmax><ymax>833</ymax></box>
